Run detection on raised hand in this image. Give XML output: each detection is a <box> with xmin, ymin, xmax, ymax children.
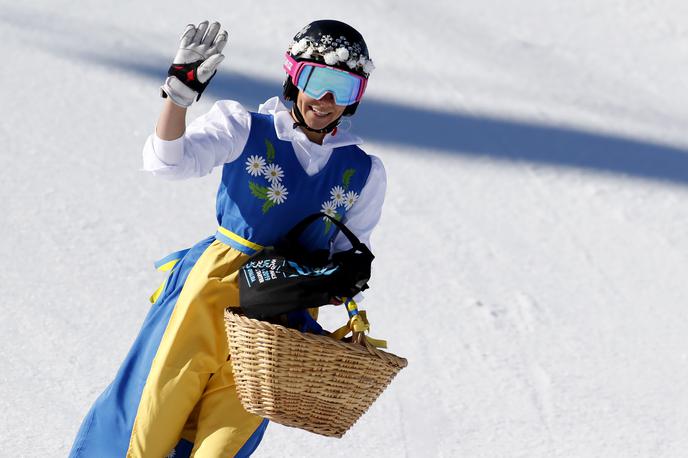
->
<box><xmin>161</xmin><ymin>21</ymin><xmax>228</xmax><ymax>107</ymax></box>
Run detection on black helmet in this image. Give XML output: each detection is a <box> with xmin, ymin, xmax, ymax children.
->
<box><xmin>288</xmin><ymin>19</ymin><xmax>374</xmax><ymax>78</ymax></box>
<box><xmin>283</xmin><ymin>19</ymin><xmax>373</xmax><ymax>118</ymax></box>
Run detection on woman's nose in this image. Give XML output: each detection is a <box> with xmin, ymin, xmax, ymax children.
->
<box><xmin>320</xmin><ymin>92</ymin><xmax>335</xmax><ymax>103</ymax></box>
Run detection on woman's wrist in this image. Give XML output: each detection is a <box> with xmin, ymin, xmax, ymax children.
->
<box><xmin>155</xmin><ymin>98</ymin><xmax>187</xmax><ymax>141</ymax></box>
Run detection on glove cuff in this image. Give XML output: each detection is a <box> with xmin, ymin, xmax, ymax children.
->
<box><xmin>160</xmin><ymin>76</ymin><xmax>197</xmax><ymax>108</ymax></box>
<box><xmin>169</xmin><ymin>61</ymin><xmax>208</xmax><ymax>91</ymax></box>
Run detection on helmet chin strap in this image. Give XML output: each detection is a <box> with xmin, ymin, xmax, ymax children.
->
<box><xmin>291</xmin><ymin>104</ymin><xmax>341</xmax><ymax>134</ymax></box>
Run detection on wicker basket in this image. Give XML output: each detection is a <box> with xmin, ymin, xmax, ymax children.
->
<box><xmin>224</xmin><ymin>310</ymin><xmax>408</xmax><ymax>437</ymax></box>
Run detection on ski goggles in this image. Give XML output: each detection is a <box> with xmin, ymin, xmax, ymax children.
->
<box><xmin>284</xmin><ymin>53</ymin><xmax>368</xmax><ymax>106</ymax></box>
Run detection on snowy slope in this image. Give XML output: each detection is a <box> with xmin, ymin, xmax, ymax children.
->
<box><xmin>2</xmin><ymin>0</ymin><xmax>688</xmax><ymax>456</ymax></box>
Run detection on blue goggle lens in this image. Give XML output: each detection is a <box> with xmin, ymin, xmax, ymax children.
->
<box><xmin>296</xmin><ymin>65</ymin><xmax>362</xmax><ymax>106</ymax></box>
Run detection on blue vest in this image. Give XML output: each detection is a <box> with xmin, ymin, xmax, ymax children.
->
<box><xmin>214</xmin><ymin>112</ymin><xmax>372</xmax><ymax>254</ymax></box>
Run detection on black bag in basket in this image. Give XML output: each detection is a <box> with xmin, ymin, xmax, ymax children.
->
<box><xmin>238</xmin><ymin>213</ymin><xmax>375</xmax><ymax>320</ymax></box>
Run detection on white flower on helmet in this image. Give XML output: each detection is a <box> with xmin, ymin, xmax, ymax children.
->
<box><xmin>323</xmin><ymin>51</ymin><xmax>338</xmax><ymax>65</ymax></box>
<box><xmin>267</xmin><ymin>182</ymin><xmax>288</xmax><ymax>204</ymax></box>
<box><xmin>336</xmin><ymin>47</ymin><xmax>349</xmax><ymax>61</ymax></box>
<box><xmin>245</xmin><ymin>155</ymin><xmax>266</xmax><ymax>176</ymax></box>
<box><xmin>301</xmin><ymin>46</ymin><xmax>314</xmax><ymax>59</ymax></box>
<box><xmin>363</xmin><ymin>60</ymin><xmax>376</xmax><ymax>75</ymax></box>
<box><xmin>290</xmin><ymin>38</ymin><xmax>309</xmax><ymax>55</ymax></box>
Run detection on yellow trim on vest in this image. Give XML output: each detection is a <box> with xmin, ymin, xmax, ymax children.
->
<box><xmin>217</xmin><ymin>226</ymin><xmax>264</xmax><ymax>252</ymax></box>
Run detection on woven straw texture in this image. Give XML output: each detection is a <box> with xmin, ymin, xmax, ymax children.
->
<box><xmin>224</xmin><ymin>310</ymin><xmax>408</xmax><ymax>437</ymax></box>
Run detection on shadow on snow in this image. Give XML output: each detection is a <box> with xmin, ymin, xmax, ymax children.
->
<box><xmin>103</xmin><ymin>54</ymin><xmax>688</xmax><ymax>187</ymax></box>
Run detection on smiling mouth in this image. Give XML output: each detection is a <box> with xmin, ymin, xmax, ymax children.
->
<box><xmin>310</xmin><ymin>106</ymin><xmax>332</xmax><ymax>118</ymax></box>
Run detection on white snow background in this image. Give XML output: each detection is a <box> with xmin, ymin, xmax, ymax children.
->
<box><xmin>2</xmin><ymin>0</ymin><xmax>688</xmax><ymax>456</ymax></box>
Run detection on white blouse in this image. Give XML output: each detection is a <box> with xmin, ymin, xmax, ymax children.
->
<box><xmin>142</xmin><ymin>96</ymin><xmax>387</xmax><ymax>254</ymax></box>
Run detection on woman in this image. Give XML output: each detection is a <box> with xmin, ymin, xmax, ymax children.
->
<box><xmin>70</xmin><ymin>19</ymin><xmax>385</xmax><ymax>457</ymax></box>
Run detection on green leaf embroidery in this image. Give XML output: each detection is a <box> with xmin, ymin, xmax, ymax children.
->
<box><xmin>262</xmin><ymin>199</ymin><xmax>276</xmax><ymax>214</ymax></box>
<box><xmin>249</xmin><ymin>181</ymin><xmax>268</xmax><ymax>199</ymax></box>
<box><xmin>342</xmin><ymin>168</ymin><xmax>356</xmax><ymax>189</ymax></box>
<box><xmin>323</xmin><ymin>211</ymin><xmax>342</xmax><ymax>234</ymax></box>
<box><xmin>265</xmin><ymin>139</ymin><xmax>275</xmax><ymax>163</ymax></box>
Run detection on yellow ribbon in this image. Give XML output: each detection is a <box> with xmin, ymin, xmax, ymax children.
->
<box><xmin>330</xmin><ymin>307</ymin><xmax>388</xmax><ymax>349</ymax></box>
<box><xmin>149</xmin><ymin>256</ymin><xmax>183</xmax><ymax>304</ymax></box>
<box><xmin>149</xmin><ymin>281</ymin><xmax>166</xmax><ymax>304</ymax></box>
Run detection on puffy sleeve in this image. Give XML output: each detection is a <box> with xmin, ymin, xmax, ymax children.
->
<box><xmin>332</xmin><ymin>155</ymin><xmax>387</xmax><ymax>252</ymax></box>
<box><xmin>141</xmin><ymin>100</ymin><xmax>252</xmax><ymax>180</ymax></box>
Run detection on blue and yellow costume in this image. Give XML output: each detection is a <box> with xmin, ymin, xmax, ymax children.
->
<box><xmin>69</xmin><ymin>113</ymin><xmax>372</xmax><ymax>457</ymax></box>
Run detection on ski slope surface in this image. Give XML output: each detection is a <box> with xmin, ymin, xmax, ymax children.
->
<box><xmin>2</xmin><ymin>0</ymin><xmax>688</xmax><ymax>456</ymax></box>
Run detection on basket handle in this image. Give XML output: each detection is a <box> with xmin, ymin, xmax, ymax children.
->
<box><xmin>330</xmin><ymin>298</ymin><xmax>388</xmax><ymax>349</ymax></box>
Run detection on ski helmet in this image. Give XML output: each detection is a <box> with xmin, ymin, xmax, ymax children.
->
<box><xmin>283</xmin><ymin>19</ymin><xmax>373</xmax><ymax>120</ymax></box>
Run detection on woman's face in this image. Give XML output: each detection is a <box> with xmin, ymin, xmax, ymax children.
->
<box><xmin>296</xmin><ymin>90</ymin><xmax>347</xmax><ymax>130</ymax></box>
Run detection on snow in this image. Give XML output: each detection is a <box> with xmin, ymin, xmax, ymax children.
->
<box><xmin>2</xmin><ymin>0</ymin><xmax>688</xmax><ymax>456</ymax></box>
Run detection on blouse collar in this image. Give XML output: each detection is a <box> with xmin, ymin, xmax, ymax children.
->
<box><xmin>258</xmin><ymin>96</ymin><xmax>363</xmax><ymax>149</ymax></box>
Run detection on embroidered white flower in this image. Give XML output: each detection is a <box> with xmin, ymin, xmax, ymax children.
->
<box><xmin>245</xmin><ymin>155</ymin><xmax>266</xmax><ymax>176</ymax></box>
<box><xmin>330</xmin><ymin>185</ymin><xmax>346</xmax><ymax>206</ymax></box>
<box><xmin>363</xmin><ymin>60</ymin><xmax>376</xmax><ymax>74</ymax></box>
<box><xmin>267</xmin><ymin>182</ymin><xmax>288</xmax><ymax>204</ymax></box>
<box><xmin>263</xmin><ymin>163</ymin><xmax>284</xmax><ymax>184</ymax></box>
<box><xmin>321</xmin><ymin>200</ymin><xmax>337</xmax><ymax>219</ymax></box>
<box><xmin>344</xmin><ymin>190</ymin><xmax>359</xmax><ymax>210</ymax></box>
<box><xmin>165</xmin><ymin>449</ymin><xmax>177</xmax><ymax>458</ymax></box>
<box><xmin>336</xmin><ymin>47</ymin><xmax>350</xmax><ymax>61</ymax></box>
<box><xmin>321</xmin><ymin>34</ymin><xmax>333</xmax><ymax>45</ymax></box>
<box><xmin>346</xmin><ymin>59</ymin><xmax>357</xmax><ymax>69</ymax></box>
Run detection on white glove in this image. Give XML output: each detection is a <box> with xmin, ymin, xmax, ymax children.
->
<box><xmin>161</xmin><ymin>21</ymin><xmax>228</xmax><ymax>107</ymax></box>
